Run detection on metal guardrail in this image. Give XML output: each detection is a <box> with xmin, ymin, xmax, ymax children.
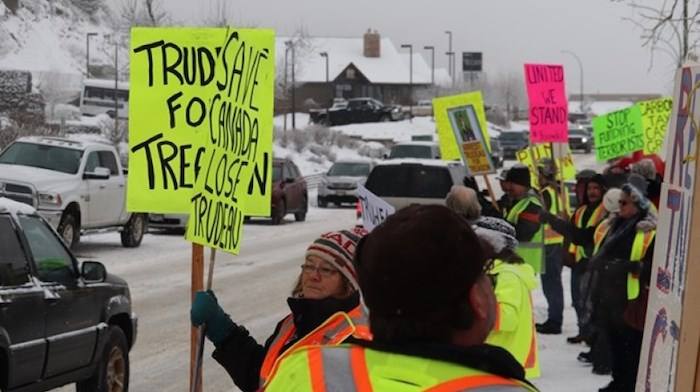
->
<box><xmin>304</xmin><ymin>173</ymin><xmax>325</xmax><ymax>190</ymax></box>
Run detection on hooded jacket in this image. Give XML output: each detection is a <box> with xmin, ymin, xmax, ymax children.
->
<box><xmin>486</xmin><ymin>259</ymin><xmax>541</xmax><ymax>379</ymax></box>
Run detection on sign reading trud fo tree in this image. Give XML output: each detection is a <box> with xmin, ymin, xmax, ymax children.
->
<box><xmin>638</xmin><ymin>65</ymin><xmax>700</xmax><ymax>392</ymax></box>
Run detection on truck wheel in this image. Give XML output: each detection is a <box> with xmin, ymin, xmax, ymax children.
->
<box><xmin>58</xmin><ymin>213</ymin><xmax>80</xmax><ymax>248</ymax></box>
<box><xmin>271</xmin><ymin>200</ymin><xmax>286</xmax><ymax>225</ymax></box>
<box><xmin>317</xmin><ymin>196</ymin><xmax>327</xmax><ymax>208</ymax></box>
<box><xmin>121</xmin><ymin>214</ymin><xmax>146</xmax><ymax>248</ymax></box>
<box><xmin>295</xmin><ymin>196</ymin><xmax>308</xmax><ymax>222</ymax></box>
<box><xmin>76</xmin><ymin>326</ymin><xmax>129</xmax><ymax>392</ymax></box>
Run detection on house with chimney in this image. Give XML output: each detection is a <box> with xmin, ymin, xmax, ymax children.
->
<box><xmin>275</xmin><ymin>29</ymin><xmax>448</xmax><ymax>113</ymax></box>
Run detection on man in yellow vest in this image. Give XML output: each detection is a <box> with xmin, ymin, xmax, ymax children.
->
<box><xmin>534</xmin><ymin>158</ymin><xmax>566</xmax><ymax>335</ymax></box>
<box><xmin>262</xmin><ymin>205</ymin><xmax>539</xmax><ymax>391</ymax></box>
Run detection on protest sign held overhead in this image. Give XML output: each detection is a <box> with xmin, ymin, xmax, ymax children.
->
<box><xmin>434</xmin><ymin>92</ymin><xmax>495</xmax><ymax>175</ymax></box>
<box><xmin>638</xmin><ymin>97</ymin><xmax>672</xmax><ymax>155</ymax></box>
<box><xmin>127</xmin><ymin>28</ymin><xmax>274</xmax><ymax>217</ymax></box>
<box><xmin>592</xmin><ymin>105</ymin><xmax>643</xmax><ymax>161</ymax></box>
<box><xmin>524</xmin><ymin>64</ymin><xmax>568</xmax><ymax>143</ymax></box>
<box><xmin>357</xmin><ymin>185</ymin><xmax>395</xmax><ymax>232</ymax></box>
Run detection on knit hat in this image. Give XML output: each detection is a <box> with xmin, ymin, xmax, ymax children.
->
<box><xmin>445</xmin><ymin>185</ymin><xmax>482</xmax><ymax>220</ymax></box>
<box><xmin>587</xmin><ymin>174</ymin><xmax>607</xmax><ymax>190</ymax></box>
<box><xmin>472</xmin><ymin>216</ymin><xmax>518</xmax><ymax>256</ymax></box>
<box><xmin>630</xmin><ymin>158</ymin><xmax>658</xmax><ymax>180</ymax></box>
<box><xmin>505</xmin><ymin>164</ymin><xmax>531</xmax><ymax>187</ymax></box>
<box><xmin>575</xmin><ymin>169</ymin><xmax>597</xmax><ymax>181</ymax></box>
<box><xmin>306</xmin><ymin>227</ymin><xmax>368</xmax><ymax>291</ymax></box>
<box><xmin>622</xmin><ymin>182</ymin><xmax>651</xmax><ymax>211</ymax></box>
<box><xmin>355</xmin><ymin>205</ymin><xmax>485</xmax><ymax>318</ymax></box>
<box><xmin>498</xmin><ymin>169</ymin><xmax>510</xmax><ymax>181</ymax></box>
<box><xmin>603</xmin><ymin>188</ymin><xmax>623</xmax><ymax>213</ymax></box>
<box><xmin>628</xmin><ymin>173</ymin><xmax>649</xmax><ymax>196</ymax></box>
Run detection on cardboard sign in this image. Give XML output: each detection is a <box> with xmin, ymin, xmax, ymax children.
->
<box><xmin>637</xmin><ymin>67</ymin><xmax>700</xmax><ymax>392</ymax></box>
<box><xmin>592</xmin><ymin>105</ymin><xmax>643</xmax><ymax>161</ymax></box>
<box><xmin>638</xmin><ymin>98</ymin><xmax>673</xmax><ymax>155</ymax></box>
<box><xmin>515</xmin><ymin>143</ymin><xmax>575</xmax><ymax>189</ymax></box>
<box><xmin>357</xmin><ymin>184</ymin><xmax>395</xmax><ymax>232</ymax></box>
<box><xmin>127</xmin><ymin>28</ymin><xmax>274</xmax><ymax>217</ymax></box>
<box><xmin>524</xmin><ymin>64</ymin><xmax>568</xmax><ymax>143</ymax></box>
<box><xmin>434</xmin><ymin>92</ymin><xmax>494</xmax><ymax>175</ymax></box>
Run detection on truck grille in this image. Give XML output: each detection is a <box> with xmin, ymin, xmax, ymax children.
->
<box><xmin>329</xmin><ymin>182</ymin><xmax>357</xmax><ymax>190</ymax></box>
<box><xmin>0</xmin><ymin>182</ymin><xmax>35</xmax><ymax>207</ymax></box>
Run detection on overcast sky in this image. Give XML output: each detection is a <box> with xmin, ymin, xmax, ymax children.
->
<box><xmin>165</xmin><ymin>0</ymin><xmax>678</xmax><ymax>96</ymax></box>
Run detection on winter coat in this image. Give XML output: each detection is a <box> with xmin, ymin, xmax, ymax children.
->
<box><xmin>212</xmin><ymin>292</ymin><xmax>365</xmax><ymax>392</ymax></box>
<box><xmin>587</xmin><ymin>210</ymin><xmax>656</xmax><ymax>328</ymax></box>
<box><xmin>486</xmin><ymin>259</ymin><xmax>540</xmax><ymax>379</ymax></box>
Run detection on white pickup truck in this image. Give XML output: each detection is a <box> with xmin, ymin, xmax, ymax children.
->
<box><xmin>0</xmin><ymin>136</ymin><xmax>147</xmax><ymax>248</ymax></box>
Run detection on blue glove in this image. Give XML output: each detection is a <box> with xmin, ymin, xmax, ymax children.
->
<box><xmin>190</xmin><ymin>290</ymin><xmax>236</xmax><ymax>345</ymax></box>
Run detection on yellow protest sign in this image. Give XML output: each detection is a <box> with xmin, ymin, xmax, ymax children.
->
<box><xmin>127</xmin><ymin>28</ymin><xmax>274</xmax><ymax>217</ymax></box>
<box><xmin>638</xmin><ymin>98</ymin><xmax>672</xmax><ymax>155</ymax></box>
<box><xmin>515</xmin><ymin>143</ymin><xmax>575</xmax><ymax>189</ymax></box>
<box><xmin>433</xmin><ymin>92</ymin><xmax>495</xmax><ymax>175</ymax></box>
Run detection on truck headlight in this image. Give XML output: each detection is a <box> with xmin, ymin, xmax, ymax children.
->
<box><xmin>581</xmin><ymin>138</ymin><xmax>588</xmax><ymax>143</ymax></box>
<box><xmin>38</xmin><ymin>192</ymin><xmax>62</xmax><ymax>206</ymax></box>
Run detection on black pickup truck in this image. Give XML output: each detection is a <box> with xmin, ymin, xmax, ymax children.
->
<box><xmin>309</xmin><ymin>97</ymin><xmax>403</xmax><ymax>126</ymax></box>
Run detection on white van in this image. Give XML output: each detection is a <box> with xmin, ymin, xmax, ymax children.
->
<box><xmin>387</xmin><ymin>141</ymin><xmax>441</xmax><ymax>160</ymax></box>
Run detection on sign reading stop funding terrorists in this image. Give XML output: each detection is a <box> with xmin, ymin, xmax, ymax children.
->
<box><xmin>128</xmin><ymin>28</ymin><xmax>275</xmax><ymax>253</ymax></box>
<box><xmin>524</xmin><ymin>64</ymin><xmax>568</xmax><ymax>143</ymax></box>
<box><xmin>592</xmin><ymin>105</ymin><xmax>643</xmax><ymax>162</ymax></box>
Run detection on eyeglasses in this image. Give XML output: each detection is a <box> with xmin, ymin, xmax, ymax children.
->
<box><xmin>301</xmin><ymin>264</ymin><xmax>339</xmax><ymax>277</ymax></box>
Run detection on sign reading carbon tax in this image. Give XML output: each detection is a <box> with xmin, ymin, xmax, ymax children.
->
<box><xmin>127</xmin><ymin>28</ymin><xmax>274</xmax><ymax>219</ymax></box>
<box><xmin>638</xmin><ymin>98</ymin><xmax>672</xmax><ymax>155</ymax></box>
<box><xmin>592</xmin><ymin>106</ymin><xmax>643</xmax><ymax>161</ymax></box>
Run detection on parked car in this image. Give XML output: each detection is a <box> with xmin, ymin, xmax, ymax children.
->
<box><xmin>411</xmin><ymin>99</ymin><xmax>433</xmax><ymax>117</ymax></box>
<box><xmin>0</xmin><ymin>197</ymin><xmax>137</xmax><ymax>392</ymax></box>
<box><xmin>499</xmin><ymin>130</ymin><xmax>530</xmax><ymax>159</ymax></box>
<box><xmin>364</xmin><ymin>159</ymin><xmax>469</xmax><ymax>210</ymax></box>
<box><xmin>568</xmin><ymin>127</ymin><xmax>593</xmax><ymax>153</ymax></box>
<box><xmin>317</xmin><ymin>160</ymin><xmax>374</xmax><ymax>207</ymax></box>
<box><xmin>387</xmin><ymin>141</ymin><xmax>441</xmax><ymax>160</ymax></box>
<box><xmin>269</xmin><ymin>158</ymin><xmax>308</xmax><ymax>225</ymax></box>
<box><xmin>0</xmin><ymin>136</ymin><xmax>147</xmax><ymax>248</ymax></box>
<box><xmin>308</xmin><ymin>97</ymin><xmax>402</xmax><ymax>126</ymax></box>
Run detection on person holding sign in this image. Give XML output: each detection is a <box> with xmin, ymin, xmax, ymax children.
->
<box><xmin>190</xmin><ymin>228</ymin><xmax>371</xmax><ymax>392</ymax></box>
<box><xmin>534</xmin><ymin>158</ymin><xmax>568</xmax><ymax>335</ymax></box>
<box><xmin>502</xmin><ymin>165</ymin><xmax>545</xmax><ymax>284</ymax></box>
<box><xmin>587</xmin><ymin>183</ymin><xmax>656</xmax><ymax>392</ymax></box>
<box><xmin>262</xmin><ymin>205</ymin><xmax>538</xmax><ymax>391</ymax></box>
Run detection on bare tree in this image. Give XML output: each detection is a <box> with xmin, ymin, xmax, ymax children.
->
<box><xmin>482</xmin><ymin>72</ymin><xmax>528</xmax><ymax>122</ymax></box>
<box><xmin>614</xmin><ymin>0</ymin><xmax>700</xmax><ymax>68</ymax></box>
<box><xmin>37</xmin><ymin>72</ymin><xmax>78</xmax><ymax>122</ymax></box>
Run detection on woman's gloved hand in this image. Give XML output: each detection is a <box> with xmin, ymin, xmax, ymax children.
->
<box><xmin>190</xmin><ymin>290</ymin><xmax>236</xmax><ymax>345</ymax></box>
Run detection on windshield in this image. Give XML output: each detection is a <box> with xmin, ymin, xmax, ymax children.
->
<box><xmin>569</xmin><ymin>129</ymin><xmax>588</xmax><ymax>136</ymax></box>
<box><xmin>327</xmin><ymin>162</ymin><xmax>371</xmax><ymax>177</ymax></box>
<box><xmin>499</xmin><ymin>132</ymin><xmax>528</xmax><ymax>141</ymax></box>
<box><xmin>272</xmin><ymin>166</ymin><xmax>282</xmax><ymax>182</ymax></box>
<box><xmin>389</xmin><ymin>145</ymin><xmax>435</xmax><ymax>159</ymax></box>
<box><xmin>0</xmin><ymin>142</ymin><xmax>83</xmax><ymax>174</ymax></box>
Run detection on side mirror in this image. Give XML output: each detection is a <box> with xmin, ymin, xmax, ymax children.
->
<box><xmin>84</xmin><ymin>166</ymin><xmax>110</xmax><ymax>180</ymax></box>
<box><xmin>82</xmin><ymin>261</ymin><xmax>106</xmax><ymax>282</ymax></box>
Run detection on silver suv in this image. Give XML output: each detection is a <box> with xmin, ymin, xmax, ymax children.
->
<box><xmin>364</xmin><ymin>159</ymin><xmax>469</xmax><ymax>210</ymax></box>
<box><xmin>317</xmin><ymin>160</ymin><xmax>374</xmax><ymax>207</ymax></box>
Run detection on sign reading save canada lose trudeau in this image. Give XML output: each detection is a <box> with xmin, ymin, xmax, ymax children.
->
<box><xmin>524</xmin><ymin>64</ymin><xmax>568</xmax><ymax>143</ymax></box>
<box><xmin>592</xmin><ymin>105</ymin><xmax>643</xmax><ymax>162</ymax></box>
<box><xmin>127</xmin><ymin>27</ymin><xmax>274</xmax><ymax>238</ymax></box>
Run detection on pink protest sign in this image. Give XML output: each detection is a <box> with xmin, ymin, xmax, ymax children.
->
<box><xmin>524</xmin><ymin>64</ymin><xmax>568</xmax><ymax>143</ymax></box>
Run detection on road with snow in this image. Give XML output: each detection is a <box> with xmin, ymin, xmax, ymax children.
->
<box><xmin>54</xmin><ymin>151</ymin><xmax>614</xmax><ymax>392</ymax></box>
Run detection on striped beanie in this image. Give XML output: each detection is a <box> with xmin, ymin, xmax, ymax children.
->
<box><xmin>305</xmin><ymin>227</ymin><xmax>368</xmax><ymax>291</ymax></box>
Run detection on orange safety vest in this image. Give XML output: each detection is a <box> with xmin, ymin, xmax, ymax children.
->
<box><xmin>568</xmin><ymin>203</ymin><xmax>607</xmax><ymax>262</ymax></box>
<box><xmin>259</xmin><ymin>305</ymin><xmax>372</xmax><ymax>388</ymax></box>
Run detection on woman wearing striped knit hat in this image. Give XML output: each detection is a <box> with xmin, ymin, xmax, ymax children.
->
<box><xmin>190</xmin><ymin>227</ymin><xmax>371</xmax><ymax>392</ymax></box>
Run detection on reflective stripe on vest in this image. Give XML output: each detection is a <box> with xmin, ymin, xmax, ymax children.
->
<box><xmin>571</xmin><ymin>203</ymin><xmax>606</xmax><ymax>262</ymax></box>
<box><xmin>423</xmin><ymin>375</ymin><xmax>525</xmax><ymax>391</ymax></box>
<box><xmin>592</xmin><ymin>223</ymin><xmax>655</xmax><ymax>300</ymax></box>
<box><xmin>628</xmin><ymin>230</ymin><xmax>656</xmax><ymax>299</ymax></box>
<box><xmin>259</xmin><ymin>306</ymin><xmax>372</xmax><ymax>387</ymax></box>
<box><xmin>542</xmin><ymin>186</ymin><xmax>564</xmax><ymax>245</ymax></box>
<box><xmin>506</xmin><ymin>195</ymin><xmax>545</xmax><ymax>274</ymax></box>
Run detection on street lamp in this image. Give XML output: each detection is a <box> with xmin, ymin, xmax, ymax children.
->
<box><xmin>86</xmin><ymin>32</ymin><xmax>97</xmax><ymax>78</ymax></box>
<box><xmin>401</xmin><ymin>44</ymin><xmax>413</xmax><ymax>123</ymax></box>
<box><xmin>319</xmin><ymin>51</ymin><xmax>330</xmax><ymax>102</ymax></box>
<box><xmin>445</xmin><ymin>30</ymin><xmax>452</xmax><ymax>83</ymax></box>
<box><xmin>285</xmin><ymin>40</ymin><xmax>296</xmax><ymax>130</ymax></box>
<box><xmin>561</xmin><ymin>50</ymin><xmax>584</xmax><ymax>115</ymax></box>
<box><xmin>445</xmin><ymin>51</ymin><xmax>455</xmax><ymax>87</ymax></box>
<box><xmin>105</xmin><ymin>34</ymin><xmax>120</xmax><ymax>134</ymax></box>
<box><xmin>423</xmin><ymin>46</ymin><xmax>435</xmax><ymax>85</ymax></box>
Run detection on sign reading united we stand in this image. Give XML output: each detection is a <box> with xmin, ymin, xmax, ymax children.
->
<box><xmin>524</xmin><ymin>64</ymin><xmax>568</xmax><ymax>143</ymax></box>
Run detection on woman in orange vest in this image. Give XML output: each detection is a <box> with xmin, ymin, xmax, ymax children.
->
<box><xmin>190</xmin><ymin>227</ymin><xmax>371</xmax><ymax>392</ymax></box>
<box><xmin>588</xmin><ymin>183</ymin><xmax>656</xmax><ymax>392</ymax></box>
